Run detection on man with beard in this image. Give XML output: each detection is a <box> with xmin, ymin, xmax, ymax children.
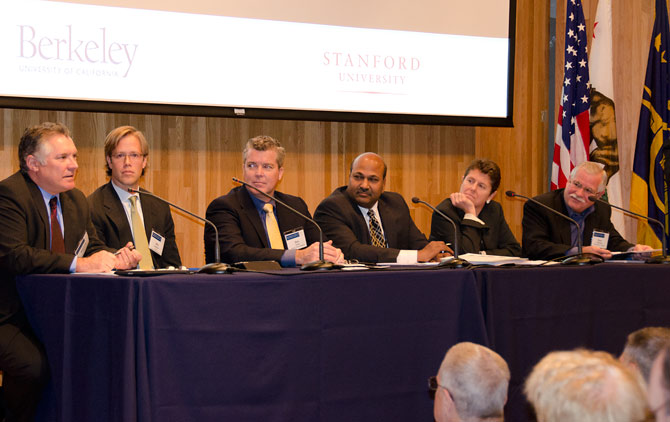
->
<box><xmin>522</xmin><ymin>161</ymin><xmax>651</xmax><ymax>260</ymax></box>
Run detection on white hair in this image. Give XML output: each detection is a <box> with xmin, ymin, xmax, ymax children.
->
<box><xmin>525</xmin><ymin>349</ymin><xmax>648</xmax><ymax>422</ymax></box>
<box><xmin>570</xmin><ymin>161</ymin><xmax>607</xmax><ymax>192</ymax></box>
<box><xmin>437</xmin><ymin>342</ymin><xmax>510</xmax><ymax>420</ymax></box>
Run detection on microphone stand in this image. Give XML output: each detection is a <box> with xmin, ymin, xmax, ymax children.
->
<box><xmin>231</xmin><ymin>178</ymin><xmax>335</xmax><ymax>270</ymax></box>
<box><xmin>411</xmin><ymin>197</ymin><xmax>469</xmax><ymax>268</ymax></box>
<box><xmin>128</xmin><ymin>188</ymin><xmax>232</xmax><ymax>274</ymax></box>
<box><xmin>588</xmin><ymin>195</ymin><xmax>670</xmax><ymax>264</ymax></box>
<box><xmin>506</xmin><ymin>191</ymin><xmax>603</xmax><ymax>265</ymax></box>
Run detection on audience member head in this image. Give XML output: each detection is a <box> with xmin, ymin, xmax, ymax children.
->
<box><xmin>19</xmin><ymin>122</ymin><xmax>78</xmax><ymax>195</ymax></box>
<box><xmin>432</xmin><ymin>342</ymin><xmax>510</xmax><ymax>422</ymax></box>
<box><xmin>347</xmin><ymin>152</ymin><xmax>387</xmax><ymax>209</ymax></box>
<box><xmin>525</xmin><ymin>349</ymin><xmax>648</xmax><ymax>422</ymax></box>
<box><xmin>242</xmin><ymin>135</ymin><xmax>285</xmax><ymax>200</ymax></box>
<box><xmin>563</xmin><ymin>161</ymin><xmax>608</xmax><ymax>213</ymax></box>
<box><xmin>649</xmin><ymin>346</ymin><xmax>670</xmax><ymax>422</ymax></box>
<box><xmin>104</xmin><ymin>126</ymin><xmax>149</xmax><ymax>189</ymax></box>
<box><xmin>621</xmin><ymin>326</ymin><xmax>670</xmax><ymax>383</ymax></box>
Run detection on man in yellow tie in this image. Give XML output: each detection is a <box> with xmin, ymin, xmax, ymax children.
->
<box><xmin>88</xmin><ymin>126</ymin><xmax>182</xmax><ymax>269</ymax></box>
<box><xmin>205</xmin><ymin>135</ymin><xmax>342</xmax><ymax>266</ymax></box>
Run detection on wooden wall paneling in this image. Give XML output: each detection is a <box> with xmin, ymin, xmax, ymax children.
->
<box><xmin>476</xmin><ymin>0</ymin><xmax>551</xmax><ymax>243</ymax></box>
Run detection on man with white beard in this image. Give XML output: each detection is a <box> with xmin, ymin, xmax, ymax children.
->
<box><xmin>521</xmin><ymin>161</ymin><xmax>651</xmax><ymax>260</ymax></box>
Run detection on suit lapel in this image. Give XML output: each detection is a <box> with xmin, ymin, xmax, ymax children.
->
<box><xmin>25</xmin><ymin>175</ymin><xmax>50</xmax><ymax>249</ymax></box>
<box><xmin>238</xmin><ymin>187</ymin><xmax>270</xmax><ymax>248</ymax></box>
<box><xmin>346</xmin><ymin>195</ymin><xmax>371</xmax><ymax>245</ymax></box>
<box><xmin>555</xmin><ymin>192</ymin><xmax>573</xmax><ymax>245</ymax></box>
<box><xmin>377</xmin><ymin>198</ymin><xmax>395</xmax><ymax>248</ymax></box>
<box><xmin>139</xmin><ymin>191</ymin><xmax>155</xmax><ymax>238</ymax></box>
<box><xmin>104</xmin><ymin>182</ymin><xmax>133</xmax><ymax>240</ymax></box>
<box><xmin>60</xmin><ymin>193</ymin><xmax>81</xmax><ymax>253</ymax></box>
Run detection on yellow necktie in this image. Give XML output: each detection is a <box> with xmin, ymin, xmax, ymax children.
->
<box><xmin>129</xmin><ymin>195</ymin><xmax>153</xmax><ymax>269</ymax></box>
<box><xmin>262</xmin><ymin>203</ymin><xmax>284</xmax><ymax>249</ymax></box>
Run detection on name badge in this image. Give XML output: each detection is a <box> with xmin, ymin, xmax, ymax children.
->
<box><xmin>74</xmin><ymin>231</ymin><xmax>89</xmax><ymax>258</ymax></box>
<box><xmin>284</xmin><ymin>228</ymin><xmax>307</xmax><ymax>250</ymax></box>
<box><xmin>149</xmin><ymin>230</ymin><xmax>166</xmax><ymax>256</ymax></box>
<box><xmin>591</xmin><ymin>229</ymin><xmax>609</xmax><ymax>249</ymax></box>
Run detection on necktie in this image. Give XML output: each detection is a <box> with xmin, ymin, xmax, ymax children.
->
<box><xmin>49</xmin><ymin>196</ymin><xmax>65</xmax><ymax>254</ymax></box>
<box><xmin>129</xmin><ymin>196</ymin><xmax>153</xmax><ymax>269</ymax></box>
<box><xmin>368</xmin><ymin>209</ymin><xmax>386</xmax><ymax>248</ymax></box>
<box><xmin>262</xmin><ymin>203</ymin><xmax>284</xmax><ymax>249</ymax></box>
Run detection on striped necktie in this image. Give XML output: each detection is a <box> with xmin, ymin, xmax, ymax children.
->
<box><xmin>368</xmin><ymin>209</ymin><xmax>386</xmax><ymax>248</ymax></box>
<box><xmin>49</xmin><ymin>196</ymin><xmax>65</xmax><ymax>254</ymax></box>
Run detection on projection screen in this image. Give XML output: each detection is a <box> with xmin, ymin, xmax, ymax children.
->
<box><xmin>0</xmin><ymin>0</ymin><xmax>516</xmax><ymax>126</ymax></box>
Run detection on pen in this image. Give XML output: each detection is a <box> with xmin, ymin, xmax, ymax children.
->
<box><xmin>114</xmin><ymin>244</ymin><xmax>135</xmax><ymax>255</ymax></box>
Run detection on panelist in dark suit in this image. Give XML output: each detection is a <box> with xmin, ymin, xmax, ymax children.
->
<box><xmin>88</xmin><ymin>126</ymin><xmax>181</xmax><ymax>269</ymax></box>
<box><xmin>314</xmin><ymin>152</ymin><xmax>448</xmax><ymax>263</ymax></box>
<box><xmin>522</xmin><ymin>161</ymin><xmax>651</xmax><ymax>260</ymax></box>
<box><xmin>429</xmin><ymin>159</ymin><xmax>520</xmax><ymax>256</ymax></box>
<box><xmin>204</xmin><ymin>135</ymin><xmax>342</xmax><ymax>266</ymax></box>
<box><xmin>0</xmin><ymin>123</ymin><xmax>140</xmax><ymax>422</ymax></box>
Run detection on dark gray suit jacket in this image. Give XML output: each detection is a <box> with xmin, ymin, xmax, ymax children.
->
<box><xmin>0</xmin><ymin>171</ymin><xmax>109</xmax><ymax>322</ymax></box>
<box><xmin>314</xmin><ymin>186</ymin><xmax>428</xmax><ymax>263</ymax></box>
<box><xmin>522</xmin><ymin>188</ymin><xmax>633</xmax><ymax>260</ymax></box>
<box><xmin>204</xmin><ymin>186</ymin><xmax>320</xmax><ymax>264</ymax></box>
<box><xmin>88</xmin><ymin>182</ymin><xmax>182</xmax><ymax>268</ymax></box>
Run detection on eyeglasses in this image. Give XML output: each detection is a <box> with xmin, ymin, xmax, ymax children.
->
<box><xmin>427</xmin><ymin>376</ymin><xmax>446</xmax><ymax>392</ymax></box>
<box><xmin>569</xmin><ymin>179</ymin><xmax>597</xmax><ymax>196</ymax></box>
<box><xmin>111</xmin><ymin>152</ymin><xmax>144</xmax><ymax>161</ymax></box>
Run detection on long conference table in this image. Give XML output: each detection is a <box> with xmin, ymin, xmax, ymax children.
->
<box><xmin>16</xmin><ymin>263</ymin><xmax>670</xmax><ymax>422</ymax></box>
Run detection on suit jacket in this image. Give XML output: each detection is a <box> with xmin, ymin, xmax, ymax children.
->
<box><xmin>0</xmin><ymin>171</ymin><xmax>109</xmax><ymax>322</ymax></box>
<box><xmin>522</xmin><ymin>188</ymin><xmax>633</xmax><ymax>260</ymax></box>
<box><xmin>313</xmin><ymin>186</ymin><xmax>428</xmax><ymax>263</ymax></box>
<box><xmin>88</xmin><ymin>182</ymin><xmax>182</xmax><ymax>268</ymax></box>
<box><xmin>204</xmin><ymin>186</ymin><xmax>321</xmax><ymax>264</ymax></box>
<box><xmin>429</xmin><ymin>198</ymin><xmax>521</xmax><ymax>256</ymax></box>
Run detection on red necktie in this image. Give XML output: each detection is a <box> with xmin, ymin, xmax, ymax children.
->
<box><xmin>49</xmin><ymin>196</ymin><xmax>65</xmax><ymax>254</ymax></box>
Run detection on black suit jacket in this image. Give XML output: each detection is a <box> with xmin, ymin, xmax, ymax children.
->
<box><xmin>88</xmin><ymin>182</ymin><xmax>182</xmax><ymax>268</ymax></box>
<box><xmin>429</xmin><ymin>198</ymin><xmax>521</xmax><ymax>256</ymax></box>
<box><xmin>204</xmin><ymin>186</ymin><xmax>320</xmax><ymax>264</ymax></box>
<box><xmin>313</xmin><ymin>186</ymin><xmax>428</xmax><ymax>263</ymax></box>
<box><xmin>522</xmin><ymin>188</ymin><xmax>633</xmax><ymax>260</ymax></box>
<box><xmin>0</xmin><ymin>171</ymin><xmax>109</xmax><ymax>322</ymax></box>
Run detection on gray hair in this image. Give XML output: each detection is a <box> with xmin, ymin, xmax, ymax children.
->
<box><xmin>621</xmin><ymin>326</ymin><xmax>670</xmax><ymax>383</ymax></box>
<box><xmin>525</xmin><ymin>349</ymin><xmax>648</xmax><ymax>422</ymax></box>
<box><xmin>569</xmin><ymin>161</ymin><xmax>607</xmax><ymax>192</ymax></box>
<box><xmin>437</xmin><ymin>342</ymin><xmax>510</xmax><ymax>420</ymax></box>
<box><xmin>243</xmin><ymin>135</ymin><xmax>285</xmax><ymax>167</ymax></box>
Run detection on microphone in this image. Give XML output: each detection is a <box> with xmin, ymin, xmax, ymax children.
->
<box><xmin>505</xmin><ymin>190</ymin><xmax>603</xmax><ymax>265</ymax></box>
<box><xmin>587</xmin><ymin>195</ymin><xmax>670</xmax><ymax>264</ymax></box>
<box><xmin>231</xmin><ymin>177</ymin><xmax>335</xmax><ymax>270</ymax></box>
<box><xmin>127</xmin><ymin>188</ymin><xmax>231</xmax><ymax>274</ymax></box>
<box><xmin>411</xmin><ymin>197</ymin><xmax>468</xmax><ymax>268</ymax></box>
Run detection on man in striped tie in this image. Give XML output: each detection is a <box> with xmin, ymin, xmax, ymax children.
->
<box><xmin>0</xmin><ymin>122</ymin><xmax>140</xmax><ymax>422</ymax></box>
<box><xmin>315</xmin><ymin>152</ymin><xmax>449</xmax><ymax>264</ymax></box>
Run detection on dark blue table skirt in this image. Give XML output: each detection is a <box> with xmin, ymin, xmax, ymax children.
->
<box><xmin>476</xmin><ymin>263</ymin><xmax>670</xmax><ymax>422</ymax></box>
<box><xmin>17</xmin><ymin>268</ymin><xmax>486</xmax><ymax>422</ymax></box>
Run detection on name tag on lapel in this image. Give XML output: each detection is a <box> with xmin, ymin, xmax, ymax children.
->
<box><xmin>284</xmin><ymin>228</ymin><xmax>307</xmax><ymax>250</ymax></box>
<box><xmin>149</xmin><ymin>230</ymin><xmax>166</xmax><ymax>256</ymax></box>
<box><xmin>74</xmin><ymin>231</ymin><xmax>89</xmax><ymax>258</ymax></box>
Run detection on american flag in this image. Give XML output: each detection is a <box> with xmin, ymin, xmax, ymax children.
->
<box><xmin>551</xmin><ymin>0</ymin><xmax>593</xmax><ymax>190</ymax></box>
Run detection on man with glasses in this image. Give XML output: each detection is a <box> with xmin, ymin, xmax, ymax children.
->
<box><xmin>521</xmin><ymin>161</ymin><xmax>651</xmax><ymax>260</ymax></box>
<box><xmin>88</xmin><ymin>125</ymin><xmax>182</xmax><ymax>269</ymax></box>
<box><xmin>429</xmin><ymin>342</ymin><xmax>509</xmax><ymax>422</ymax></box>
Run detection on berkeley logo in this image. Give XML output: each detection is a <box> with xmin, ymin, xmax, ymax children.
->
<box><xmin>18</xmin><ymin>25</ymin><xmax>138</xmax><ymax>78</ymax></box>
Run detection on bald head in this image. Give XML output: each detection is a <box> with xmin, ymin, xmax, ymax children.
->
<box><xmin>347</xmin><ymin>152</ymin><xmax>387</xmax><ymax>208</ymax></box>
